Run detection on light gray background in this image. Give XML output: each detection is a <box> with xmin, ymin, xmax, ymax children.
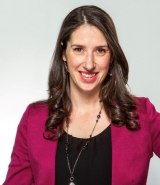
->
<box><xmin>0</xmin><ymin>0</ymin><xmax>160</xmax><ymax>184</ymax></box>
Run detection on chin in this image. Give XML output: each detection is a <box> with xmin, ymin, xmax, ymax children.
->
<box><xmin>80</xmin><ymin>86</ymin><xmax>99</xmax><ymax>93</ymax></box>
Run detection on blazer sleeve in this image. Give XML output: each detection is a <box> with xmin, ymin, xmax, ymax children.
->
<box><xmin>146</xmin><ymin>98</ymin><xmax>160</xmax><ymax>158</ymax></box>
<box><xmin>3</xmin><ymin>105</ymin><xmax>35</xmax><ymax>185</ymax></box>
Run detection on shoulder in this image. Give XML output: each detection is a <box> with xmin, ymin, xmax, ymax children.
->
<box><xmin>20</xmin><ymin>101</ymin><xmax>49</xmax><ymax>131</ymax></box>
<box><xmin>132</xmin><ymin>96</ymin><xmax>159</xmax><ymax>127</ymax></box>
<box><xmin>133</xmin><ymin>96</ymin><xmax>148</xmax><ymax>107</ymax></box>
<box><xmin>133</xmin><ymin>98</ymin><xmax>160</xmax><ymax>157</ymax></box>
<box><xmin>133</xmin><ymin>96</ymin><xmax>155</xmax><ymax>114</ymax></box>
<box><xmin>27</xmin><ymin>101</ymin><xmax>49</xmax><ymax>119</ymax></box>
<box><xmin>133</xmin><ymin>96</ymin><xmax>160</xmax><ymax>128</ymax></box>
<box><xmin>20</xmin><ymin>101</ymin><xmax>49</xmax><ymax>139</ymax></box>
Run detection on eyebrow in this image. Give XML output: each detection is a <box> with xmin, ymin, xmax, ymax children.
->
<box><xmin>71</xmin><ymin>44</ymin><xmax>108</xmax><ymax>47</ymax></box>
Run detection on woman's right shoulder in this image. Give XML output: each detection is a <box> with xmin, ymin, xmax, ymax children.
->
<box><xmin>18</xmin><ymin>101</ymin><xmax>49</xmax><ymax>136</ymax></box>
<box><xmin>27</xmin><ymin>101</ymin><xmax>49</xmax><ymax>117</ymax></box>
<box><xmin>21</xmin><ymin>101</ymin><xmax>49</xmax><ymax>127</ymax></box>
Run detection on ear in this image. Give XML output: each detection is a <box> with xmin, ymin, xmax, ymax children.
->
<box><xmin>110</xmin><ymin>54</ymin><xmax>114</xmax><ymax>63</ymax></box>
<box><xmin>62</xmin><ymin>52</ymin><xmax>67</xmax><ymax>61</ymax></box>
<box><xmin>61</xmin><ymin>41</ymin><xmax>67</xmax><ymax>61</ymax></box>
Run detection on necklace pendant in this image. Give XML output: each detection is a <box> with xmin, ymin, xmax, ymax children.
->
<box><xmin>69</xmin><ymin>182</ymin><xmax>75</xmax><ymax>185</ymax></box>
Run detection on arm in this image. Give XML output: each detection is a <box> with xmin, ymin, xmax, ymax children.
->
<box><xmin>146</xmin><ymin>98</ymin><xmax>160</xmax><ymax>158</ymax></box>
<box><xmin>3</xmin><ymin>105</ymin><xmax>35</xmax><ymax>185</ymax></box>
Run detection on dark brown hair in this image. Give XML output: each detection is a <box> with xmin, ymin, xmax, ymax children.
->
<box><xmin>43</xmin><ymin>5</ymin><xmax>139</xmax><ymax>140</ymax></box>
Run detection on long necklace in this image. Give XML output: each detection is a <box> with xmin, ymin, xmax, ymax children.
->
<box><xmin>65</xmin><ymin>104</ymin><xmax>103</xmax><ymax>185</ymax></box>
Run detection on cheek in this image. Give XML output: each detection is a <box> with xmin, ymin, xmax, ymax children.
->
<box><xmin>99</xmin><ymin>58</ymin><xmax>110</xmax><ymax>72</ymax></box>
<box><xmin>67</xmin><ymin>52</ymin><xmax>82</xmax><ymax>69</ymax></box>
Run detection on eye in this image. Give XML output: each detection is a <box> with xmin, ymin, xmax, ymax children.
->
<box><xmin>97</xmin><ymin>48</ymin><xmax>106</xmax><ymax>53</ymax></box>
<box><xmin>74</xmin><ymin>48</ymin><xmax>83</xmax><ymax>52</ymax></box>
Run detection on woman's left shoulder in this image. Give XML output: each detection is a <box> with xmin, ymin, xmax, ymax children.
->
<box><xmin>134</xmin><ymin>97</ymin><xmax>160</xmax><ymax>157</ymax></box>
<box><xmin>133</xmin><ymin>96</ymin><xmax>150</xmax><ymax>106</ymax></box>
<box><xmin>133</xmin><ymin>97</ymin><xmax>160</xmax><ymax>128</ymax></box>
<box><xmin>133</xmin><ymin>96</ymin><xmax>157</xmax><ymax>114</ymax></box>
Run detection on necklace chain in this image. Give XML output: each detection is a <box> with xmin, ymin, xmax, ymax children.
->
<box><xmin>65</xmin><ymin>104</ymin><xmax>103</xmax><ymax>185</ymax></box>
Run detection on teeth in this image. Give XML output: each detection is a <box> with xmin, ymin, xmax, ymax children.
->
<box><xmin>81</xmin><ymin>72</ymin><xmax>96</xmax><ymax>78</ymax></box>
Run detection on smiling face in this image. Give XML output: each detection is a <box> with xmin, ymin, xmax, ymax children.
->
<box><xmin>62</xmin><ymin>24</ymin><xmax>112</xmax><ymax>94</ymax></box>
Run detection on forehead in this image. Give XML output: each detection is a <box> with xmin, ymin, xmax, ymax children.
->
<box><xmin>69</xmin><ymin>25</ymin><xmax>107</xmax><ymax>45</ymax></box>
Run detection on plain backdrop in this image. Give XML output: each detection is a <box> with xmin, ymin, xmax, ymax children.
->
<box><xmin>0</xmin><ymin>0</ymin><xmax>160</xmax><ymax>184</ymax></box>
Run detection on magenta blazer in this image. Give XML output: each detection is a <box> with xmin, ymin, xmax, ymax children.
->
<box><xmin>3</xmin><ymin>97</ymin><xmax>160</xmax><ymax>185</ymax></box>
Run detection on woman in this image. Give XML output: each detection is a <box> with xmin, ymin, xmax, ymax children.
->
<box><xmin>3</xmin><ymin>5</ymin><xmax>160</xmax><ymax>185</ymax></box>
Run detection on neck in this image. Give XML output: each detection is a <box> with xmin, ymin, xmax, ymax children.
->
<box><xmin>70</xmin><ymin>86</ymin><xmax>102</xmax><ymax>115</ymax></box>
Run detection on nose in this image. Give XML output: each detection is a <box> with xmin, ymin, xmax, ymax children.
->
<box><xmin>83</xmin><ymin>51</ymin><xmax>95</xmax><ymax>71</ymax></box>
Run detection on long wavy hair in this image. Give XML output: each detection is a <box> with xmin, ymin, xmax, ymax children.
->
<box><xmin>43</xmin><ymin>5</ymin><xmax>140</xmax><ymax>140</ymax></box>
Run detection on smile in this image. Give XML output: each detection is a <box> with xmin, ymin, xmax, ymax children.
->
<box><xmin>78</xmin><ymin>71</ymin><xmax>98</xmax><ymax>82</ymax></box>
<box><xmin>81</xmin><ymin>72</ymin><xmax>96</xmax><ymax>78</ymax></box>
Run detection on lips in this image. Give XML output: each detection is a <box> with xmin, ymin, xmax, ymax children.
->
<box><xmin>79</xmin><ymin>71</ymin><xmax>98</xmax><ymax>74</ymax></box>
<box><xmin>78</xmin><ymin>71</ymin><xmax>99</xmax><ymax>82</ymax></box>
<box><xmin>79</xmin><ymin>71</ymin><xmax>98</xmax><ymax>77</ymax></box>
<box><xmin>81</xmin><ymin>73</ymin><xmax>95</xmax><ymax>78</ymax></box>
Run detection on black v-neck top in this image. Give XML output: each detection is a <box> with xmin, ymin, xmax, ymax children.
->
<box><xmin>55</xmin><ymin>124</ymin><xmax>112</xmax><ymax>185</ymax></box>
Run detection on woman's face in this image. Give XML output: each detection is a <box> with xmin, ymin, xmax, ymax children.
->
<box><xmin>62</xmin><ymin>24</ymin><xmax>112</xmax><ymax>94</ymax></box>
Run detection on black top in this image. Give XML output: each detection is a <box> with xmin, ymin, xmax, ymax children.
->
<box><xmin>55</xmin><ymin>124</ymin><xmax>112</xmax><ymax>185</ymax></box>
